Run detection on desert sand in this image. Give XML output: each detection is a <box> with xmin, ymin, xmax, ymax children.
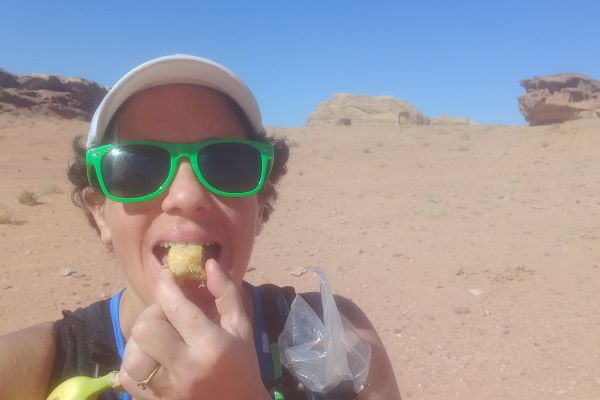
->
<box><xmin>1</xmin><ymin>113</ymin><xmax>599</xmax><ymax>399</ymax></box>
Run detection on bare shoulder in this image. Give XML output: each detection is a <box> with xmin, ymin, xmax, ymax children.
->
<box><xmin>299</xmin><ymin>292</ymin><xmax>402</xmax><ymax>400</ymax></box>
<box><xmin>0</xmin><ymin>322</ymin><xmax>56</xmax><ymax>399</ymax></box>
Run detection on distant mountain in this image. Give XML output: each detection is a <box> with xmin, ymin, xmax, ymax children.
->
<box><xmin>0</xmin><ymin>69</ymin><xmax>107</xmax><ymax>120</ymax></box>
<box><xmin>306</xmin><ymin>93</ymin><xmax>430</xmax><ymax>127</ymax></box>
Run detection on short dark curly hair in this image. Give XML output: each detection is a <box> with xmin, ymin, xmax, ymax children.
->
<box><xmin>67</xmin><ymin>95</ymin><xmax>290</xmax><ymax>235</ymax></box>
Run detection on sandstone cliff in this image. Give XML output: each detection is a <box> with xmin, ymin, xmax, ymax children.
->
<box><xmin>519</xmin><ymin>73</ymin><xmax>600</xmax><ymax>125</ymax></box>
<box><xmin>0</xmin><ymin>69</ymin><xmax>107</xmax><ymax>120</ymax></box>
<box><xmin>306</xmin><ymin>93</ymin><xmax>430</xmax><ymax>127</ymax></box>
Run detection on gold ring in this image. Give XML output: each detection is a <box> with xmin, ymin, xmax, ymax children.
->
<box><xmin>137</xmin><ymin>365</ymin><xmax>161</xmax><ymax>390</ymax></box>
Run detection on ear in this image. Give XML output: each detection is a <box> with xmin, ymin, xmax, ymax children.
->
<box><xmin>82</xmin><ymin>188</ymin><xmax>112</xmax><ymax>245</ymax></box>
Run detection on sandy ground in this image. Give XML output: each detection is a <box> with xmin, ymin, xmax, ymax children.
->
<box><xmin>1</xmin><ymin>113</ymin><xmax>600</xmax><ymax>399</ymax></box>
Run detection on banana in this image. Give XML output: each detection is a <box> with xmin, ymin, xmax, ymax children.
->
<box><xmin>46</xmin><ymin>371</ymin><xmax>120</xmax><ymax>400</ymax></box>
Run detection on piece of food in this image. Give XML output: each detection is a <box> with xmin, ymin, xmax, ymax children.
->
<box><xmin>162</xmin><ymin>243</ymin><xmax>208</xmax><ymax>286</ymax></box>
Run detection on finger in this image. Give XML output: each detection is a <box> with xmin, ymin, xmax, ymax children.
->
<box><xmin>128</xmin><ymin>303</ymin><xmax>184</xmax><ymax>370</ymax></box>
<box><xmin>120</xmin><ymin>337</ymin><xmax>160</xmax><ymax>391</ymax></box>
<box><xmin>119</xmin><ymin>363</ymin><xmax>165</xmax><ymax>400</ymax></box>
<box><xmin>155</xmin><ymin>268</ymin><xmax>217</xmax><ymax>343</ymax></box>
<box><xmin>205</xmin><ymin>259</ymin><xmax>253</xmax><ymax>342</ymax></box>
<box><xmin>120</xmin><ymin>305</ymin><xmax>176</xmax><ymax>398</ymax></box>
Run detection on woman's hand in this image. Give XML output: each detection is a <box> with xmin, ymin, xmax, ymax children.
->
<box><xmin>118</xmin><ymin>260</ymin><xmax>270</xmax><ymax>400</ymax></box>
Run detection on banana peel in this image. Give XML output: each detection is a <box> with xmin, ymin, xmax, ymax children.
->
<box><xmin>46</xmin><ymin>371</ymin><xmax>121</xmax><ymax>400</ymax></box>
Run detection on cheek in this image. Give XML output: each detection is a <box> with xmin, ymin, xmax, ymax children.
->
<box><xmin>228</xmin><ymin>198</ymin><xmax>261</xmax><ymax>236</ymax></box>
<box><xmin>103</xmin><ymin>203</ymin><xmax>152</xmax><ymax>261</ymax></box>
<box><xmin>222</xmin><ymin>199</ymin><xmax>261</xmax><ymax>270</ymax></box>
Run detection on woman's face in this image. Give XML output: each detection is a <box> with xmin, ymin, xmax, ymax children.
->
<box><xmin>87</xmin><ymin>84</ymin><xmax>264</xmax><ymax>312</ymax></box>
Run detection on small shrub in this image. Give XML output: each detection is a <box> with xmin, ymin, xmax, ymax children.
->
<box><xmin>0</xmin><ymin>205</ymin><xmax>19</xmax><ymax>225</ymax></box>
<box><xmin>17</xmin><ymin>190</ymin><xmax>40</xmax><ymax>206</ymax></box>
<box><xmin>43</xmin><ymin>184</ymin><xmax>63</xmax><ymax>195</ymax></box>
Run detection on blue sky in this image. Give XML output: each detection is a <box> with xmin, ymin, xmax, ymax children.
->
<box><xmin>1</xmin><ymin>1</ymin><xmax>599</xmax><ymax>126</ymax></box>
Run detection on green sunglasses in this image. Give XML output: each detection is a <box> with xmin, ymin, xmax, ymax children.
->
<box><xmin>86</xmin><ymin>138</ymin><xmax>274</xmax><ymax>203</ymax></box>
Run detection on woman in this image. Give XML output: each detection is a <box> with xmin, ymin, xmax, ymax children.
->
<box><xmin>0</xmin><ymin>55</ymin><xmax>401</xmax><ymax>399</ymax></box>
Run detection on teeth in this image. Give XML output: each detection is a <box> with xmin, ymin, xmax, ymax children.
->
<box><xmin>161</xmin><ymin>242</ymin><xmax>215</xmax><ymax>248</ymax></box>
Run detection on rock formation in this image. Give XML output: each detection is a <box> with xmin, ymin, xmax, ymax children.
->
<box><xmin>519</xmin><ymin>73</ymin><xmax>600</xmax><ymax>125</ymax></box>
<box><xmin>430</xmin><ymin>115</ymin><xmax>477</xmax><ymax>125</ymax></box>
<box><xmin>306</xmin><ymin>93</ymin><xmax>429</xmax><ymax>127</ymax></box>
<box><xmin>0</xmin><ymin>68</ymin><xmax>107</xmax><ymax>120</ymax></box>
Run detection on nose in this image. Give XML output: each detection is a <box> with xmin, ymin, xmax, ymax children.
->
<box><xmin>161</xmin><ymin>160</ymin><xmax>214</xmax><ymax>215</ymax></box>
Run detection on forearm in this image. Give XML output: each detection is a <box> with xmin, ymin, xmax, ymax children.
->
<box><xmin>0</xmin><ymin>322</ymin><xmax>56</xmax><ymax>399</ymax></box>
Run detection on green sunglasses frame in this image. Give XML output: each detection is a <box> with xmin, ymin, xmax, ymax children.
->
<box><xmin>86</xmin><ymin>138</ymin><xmax>274</xmax><ymax>203</ymax></box>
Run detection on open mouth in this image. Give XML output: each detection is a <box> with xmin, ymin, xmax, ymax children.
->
<box><xmin>153</xmin><ymin>241</ymin><xmax>222</xmax><ymax>266</ymax></box>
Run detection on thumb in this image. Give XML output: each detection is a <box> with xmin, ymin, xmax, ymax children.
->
<box><xmin>206</xmin><ymin>259</ymin><xmax>253</xmax><ymax>342</ymax></box>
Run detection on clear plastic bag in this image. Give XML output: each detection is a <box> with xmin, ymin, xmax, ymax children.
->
<box><xmin>278</xmin><ymin>269</ymin><xmax>371</xmax><ymax>395</ymax></box>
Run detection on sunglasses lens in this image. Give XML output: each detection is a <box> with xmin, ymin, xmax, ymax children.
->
<box><xmin>101</xmin><ymin>145</ymin><xmax>170</xmax><ymax>198</ymax></box>
<box><xmin>198</xmin><ymin>142</ymin><xmax>262</xmax><ymax>193</ymax></box>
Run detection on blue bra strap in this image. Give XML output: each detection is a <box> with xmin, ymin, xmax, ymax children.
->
<box><xmin>109</xmin><ymin>290</ymin><xmax>131</xmax><ymax>400</ymax></box>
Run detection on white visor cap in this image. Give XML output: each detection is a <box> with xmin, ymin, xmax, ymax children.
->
<box><xmin>87</xmin><ymin>54</ymin><xmax>263</xmax><ymax>147</ymax></box>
